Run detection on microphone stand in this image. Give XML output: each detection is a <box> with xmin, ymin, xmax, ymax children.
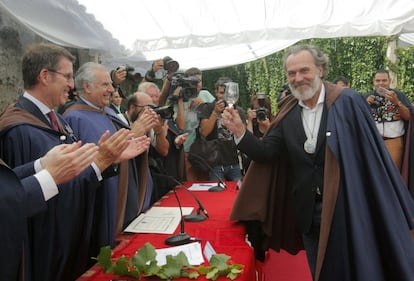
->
<box><xmin>165</xmin><ymin>186</ymin><xmax>191</xmax><ymax>246</ymax></box>
<box><xmin>187</xmin><ymin>152</ymin><xmax>227</xmax><ymax>192</ymax></box>
<box><xmin>153</xmin><ymin>173</ymin><xmax>208</xmax><ymax>222</ymax></box>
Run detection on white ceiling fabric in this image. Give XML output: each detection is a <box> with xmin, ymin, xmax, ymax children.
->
<box><xmin>1</xmin><ymin>0</ymin><xmax>414</xmax><ymax>72</ymax></box>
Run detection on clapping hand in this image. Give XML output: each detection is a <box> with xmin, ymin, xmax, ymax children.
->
<box><xmin>115</xmin><ymin>135</ymin><xmax>151</xmax><ymax>162</ymax></box>
<box><xmin>41</xmin><ymin>142</ymin><xmax>99</xmax><ymax>184</ymax></box>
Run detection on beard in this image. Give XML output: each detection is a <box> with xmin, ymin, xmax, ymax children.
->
<box><xmin>290</xmin><ymin>75</ymin><xmax>321</xmax><ymax>102</ymax></box>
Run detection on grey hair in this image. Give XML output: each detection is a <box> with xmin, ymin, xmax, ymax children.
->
<box><xmin>138</xmin><ymin>81</ymin><xmax>159</xmax><ymax>93</ymax></box>
<box><xmin>283</xmin><ymin>45</ymin><xmax>330</xmax><ymax>79</ymax></box>
<box><xmin>74</xmin><ymin>62</ymin><xmax>108</xmax><ymax>94</ymax></box>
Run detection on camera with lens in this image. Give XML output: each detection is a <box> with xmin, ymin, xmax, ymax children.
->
<box><xmin>256</xmin><ymin>92</ymin><xmax>268</xmax><ymax>121</ymax></box>
<box><xmin>149</xmin><ymin>104</ymin><xmax>174</xmax><ymax>119</ymax></box>
<box><xmin>115</xmin><ymin>64</ymin><xmax>141</xmax><ymax>81</ymax></box>
<box><xmin>168</xmin><ymin>73</ymin><xmax>199</xmax><ymax>102</ymax></box>
<box><xmin>163</xmin><ymin>56</ymin><xmax>179</xmax><ymax>74</ymax></box>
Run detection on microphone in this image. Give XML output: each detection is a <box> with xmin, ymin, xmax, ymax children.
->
<box><xmin>152</xmin><ymin>173</ymin><xmax>208</xmax><ymax>222</ymax></box>
<box><xmin>165</xmin><ymin>186</ymin><xmax>191</xmax><ymax>246</ymax></box>
<box><xmin>187</xmin><ymin>152</ymin><xmax>227</xmax><ymax>192</ymax></box>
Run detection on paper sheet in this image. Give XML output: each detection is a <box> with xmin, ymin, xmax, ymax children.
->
<box><xmin>155</xmin><ymin>242</ymin><xmax>205</xmax><ymax>265</ymax></box>
<box><xmin>124</xmin><ymin>207</ymin><xmax>193</xmax><ymax>234</ymax></box>
<box><xmin>188</xmin><ymin>183</ymin><xmax>218</xmax><ymax>191</ymax></box>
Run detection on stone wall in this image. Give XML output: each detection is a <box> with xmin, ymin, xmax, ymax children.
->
<box><xmin>0</xmin><ymin>10</ymin><xmax>94</xmax><ymax>111</ymax></box>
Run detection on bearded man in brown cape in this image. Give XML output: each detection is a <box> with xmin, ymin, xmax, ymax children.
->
<box><xmin>222</xmin><ymin>44</ymin><xmax>414</xmax><ymax>281</ymax></box>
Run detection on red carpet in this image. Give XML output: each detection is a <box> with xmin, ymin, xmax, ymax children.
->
<box><xmin>263</xmin><ymin>249</ymin><xmax>312</xmax><ymax>281</ymax></box>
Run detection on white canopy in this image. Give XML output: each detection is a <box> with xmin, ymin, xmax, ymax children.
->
<box><xmin>1</xmin><ymin>0</ymin><xmax>414</xmax><ymax>72</ymax></box>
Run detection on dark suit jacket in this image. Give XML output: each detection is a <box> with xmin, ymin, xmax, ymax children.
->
<box><xmin>238</xmin><ymin>101</ymin><xmax>327</xmax><ymax>232</ymax></box>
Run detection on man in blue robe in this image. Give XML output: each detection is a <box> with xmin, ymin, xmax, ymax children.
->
<box><xmin>0</xmin><ymin>43</ymin><xmax>131</xmax><ymax>281</ymax></box>
<box><xmin>0</xmin><ymin>143</ymin><xmax>99</xmax><ymax>281</ymax></box>
<box><xmin>63</xmin><ymin>62</ymin><xmax>153</xmax><ymax>258</ymax></box>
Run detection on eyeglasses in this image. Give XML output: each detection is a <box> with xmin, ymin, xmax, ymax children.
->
<box><xmin>48</xmin><ymin>69</ymin><xmax>74</xmax><ymax>82</ymax></box>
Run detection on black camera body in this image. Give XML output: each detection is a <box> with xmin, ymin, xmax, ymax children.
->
<box><xmin>116</xmin><ymin>64</ymin><xmax>141</xmax><ymax>81</ymax></box>
<box><xmin>163</xmin><ymin>56</ymin><xmax>179</xmax><ymax>73</ymax></box>
<box><xmin>256</xmin><ymin>92</ymin><xmax>268</xmax><ymax>121</ymax></box>
<box><xmin>168</xmin><ymin>74</ymin><xmax>199</xmax><ymax>102</ymax></box>
<box><xmin>256</xmin><ymin>108</ymin><xmax>268</xmax><ymax>121</ymax></box>
<box><xmin>149</xmin><ymin>104</ymin><xmax>174</xmax><ymax>119</ymax></box>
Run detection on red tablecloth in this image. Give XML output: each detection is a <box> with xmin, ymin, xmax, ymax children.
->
<box><xmin>77</xmin><ymin>181</ymin><xmax>256</xmax><ymax>281</ymax></box>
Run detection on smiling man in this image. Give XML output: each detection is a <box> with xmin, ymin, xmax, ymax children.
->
<box><xmin>0</xmin><ymin>43</ymin><xmax>132</xmax><ymax>281</ymax></box>
<box><xmin>222</xmin><ymin>44</ymin><xmax>414</xmax><ymax>281</ymax></box>
<box><xmin>63</xmin><ymin>62</ymin><xmax>152</xmax><ymax>267</ymax></box>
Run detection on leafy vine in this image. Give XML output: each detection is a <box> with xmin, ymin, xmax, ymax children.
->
<box><xmin>95</xmin><ymin>243</ymin><xmax>244</xmax><ymax>280</ymax></box>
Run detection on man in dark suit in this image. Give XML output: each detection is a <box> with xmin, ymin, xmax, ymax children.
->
<box><xmin>223</xmin><ymin>45</ymin><xmax>414</xmax><ymax>280</ymax></box>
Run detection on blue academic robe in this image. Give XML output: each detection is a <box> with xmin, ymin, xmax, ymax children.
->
<box><xmin>0</xmin><ymin>96</ymin><xmax>101</xmax><ymax>281</ymax></box>
<box><xmin>64</xmin><ymin>101</ymin><xmax>148</xmax><ymax>258</ymax></box>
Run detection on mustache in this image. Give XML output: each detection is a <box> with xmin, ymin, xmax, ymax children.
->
<box><xmin>292</xmin><ymin>81</ymin><xmax>310</xmax><ymax>88</ymax></box>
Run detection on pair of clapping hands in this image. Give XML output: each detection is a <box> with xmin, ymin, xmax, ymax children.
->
<box><xmin>41</xmin><ymin>129</ymin><xmax>150</xmax><ymax>185</ymax></box>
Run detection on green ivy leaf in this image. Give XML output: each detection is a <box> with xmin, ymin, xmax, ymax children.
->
<box><xmin>209</xmin><ymin>254</ymin><xmax>230</xmax><ymax>271</ymax></box>
<box><xmin>113</xmin><ymin>255</ymin><xmax>140</xmax><ymax>279</ymax></box>
<box><xmin>159</xmin><ymin>252</ymin><xmax>191</xmax><ymax>279</ymax></box>
<box><xmin>130</xmin><ymin>242</ymin><xmax>157</xmax><ymax>272</ymax></box>
<box><xmin>206</xmin><ymin>267</ymin><xmax>219</xmax><ymax>280</ymax></box>
<box><xmin>227</xmin><ymin>267</ymin><xmax>244</xmax><ymax>280</ymax></box>
<box><xmin>94</xmin><ymin>246</ymin><xmax>114</xmax><ymax>273</ymax></box>
<box><xmin>95</xmin><ymin>244</ymin><xmax>244</xmax><ymax>280</ymax></box>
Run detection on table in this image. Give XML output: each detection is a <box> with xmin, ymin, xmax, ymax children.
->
<box><xmin>77</xmin><ymin>181</ymin><xmax>256</xmax><ymax>281</ymax></box>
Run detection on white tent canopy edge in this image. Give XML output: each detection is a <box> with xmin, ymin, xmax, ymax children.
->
<box><xmin>1</xmin><ymin>0</ymin><xmax>414</xmax><ymax>72</ymax></box>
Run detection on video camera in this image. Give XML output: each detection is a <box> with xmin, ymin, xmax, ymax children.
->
<box><xmin>168</xmin><ymin>73</ymin><xmax>199</xmax><ymax>102</ymax></box>
<box><xmin>149</xmin><ymin>104</ymin><xmax>174</xmax><ymax>120</ymax></box>
<box><xmin>255</xmin><ymin>92</ymin><xmax>268</xmax><ymax>121</ymax></box>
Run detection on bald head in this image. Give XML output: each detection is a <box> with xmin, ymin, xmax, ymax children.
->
<box><xmin>126</xmin><ymin>91</ymin><xmax>154</xmax><ymax>122</ymax></box>
<box><xmin>135</xmin><ymin>91</ymin><xmax>153</xmax><ymax>106</ymax></box>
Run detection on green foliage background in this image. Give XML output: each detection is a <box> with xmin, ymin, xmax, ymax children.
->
<box><xmin>203</xmin><ymin>36</ymin><xmax>414</xmax><ymax>113</ymax></box>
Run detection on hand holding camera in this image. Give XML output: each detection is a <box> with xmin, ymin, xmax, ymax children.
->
<box><xmin>256</xmin><ymin>92</ymin><xmax>269</xmax><ymax>121</ymax></box>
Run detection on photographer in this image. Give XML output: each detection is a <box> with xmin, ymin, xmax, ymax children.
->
<box><xmin>111</xmin><ymin>64</ymin><xmax>142</xmax><ymax>101</ymax></box>
<box><xmin>139</xmin><ymin>82</ymin><xmax>188</xmax><ymax>200</ymax></box>
<box><xmin>244</xmin><ymin>93</ymin><xmax>273</xmax><ymax>173</ymax></box>
<box><xmin>198</xmin><ymin>77</ymin><xmax>246</xmax><ymax>181</ymax></box>
<box><xmin>246</xmin><ymin>93</ymin><xmax>273</xmax><ymax>139</ymax></box>
<box><xmin>167</xmin><ymin>67</ymin><xmax>214</xmax><ymax>181</ymax></box>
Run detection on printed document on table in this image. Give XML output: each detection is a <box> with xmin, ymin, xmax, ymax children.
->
<box><xmin>188</xmin><ymin>182</ymin><xmax>217</xmax><ymax>191</ymax></box>
<box><xmin>156</xmin><ymin>242</ymin><xmax>205</xmax><ymax>265</ymax></box>
<box><xmin>124</xmin><ymin>207</ymin><xmax>193</xmax><ymax>234</ymax></box>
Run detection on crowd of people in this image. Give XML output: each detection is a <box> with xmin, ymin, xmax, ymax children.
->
<box><xmin>1</xmin><ymin>42</ymin><xmax>414</xmax><ymax>281</ymax></box>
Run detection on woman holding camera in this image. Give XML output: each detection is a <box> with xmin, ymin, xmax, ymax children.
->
<box><xmin>246</xmin><ymin>93</ymin><xmax>273</xmax><ymax>139</ymax></box>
